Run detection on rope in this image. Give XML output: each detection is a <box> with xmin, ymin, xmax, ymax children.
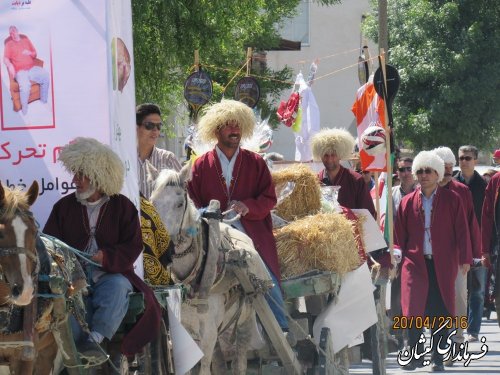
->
<box><xmin>40</xmin><ymin>232</ymin><xmax>101</xmax><ymax>267</ymax></box>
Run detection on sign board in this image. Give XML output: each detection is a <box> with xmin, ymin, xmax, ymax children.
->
<box><xmin>0</xmin><ymin>0</ymin><xmax>138</xmax><ymax>230</ymax></box>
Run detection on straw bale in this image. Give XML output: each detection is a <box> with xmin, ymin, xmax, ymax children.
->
<box><xmin>272</xmin><ymin>164</ymin><xmax>321</xmax><ymax>221</ymax></box>
<box><xmin>275</xmin><ymin>212</ymin><xmax>362</xmax><ymax>278</ymax></box>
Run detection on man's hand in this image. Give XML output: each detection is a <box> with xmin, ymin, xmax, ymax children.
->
<box><xmin>481</xmin><ymin>254</ymin><xmax>491</xmax><ymax>269</ymax></box>
<box><xmin>91</xmin><ymin>250</ymin><xmax>104</xmax><ymax>265</ymax></box>
<box><xmin>461</xmin><ymin>263</ymin><xmax>470</xmax><ymax>275</ymax></box>
<box><xmin>230</xmin><ymin>200</ymin><xmax>249</xmax><ymax>216</ymax></box>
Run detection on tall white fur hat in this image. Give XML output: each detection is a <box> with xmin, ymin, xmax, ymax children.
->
<box><xmin>311</xmin><ymin>128</ymin><xmax>356</xmax><ymax>161</ymax></box>
<box><xmin>433</xmin><ymin>146</ymin><xmax>456</xmax><ymax>166</ymax></box>
<box><xmin>197</xmin><ymin>99</ymin><xmax>255</xmax><ymax>143</ymax></box>
<box><xmin>59</xmin><ymin>137</ymin><xmax>124</xmax><ymax>196</ymax></box>
<box><xmin>412</xmin><ymin>150</ymin><xmax>445</xmax><ymax>182</ymax></box>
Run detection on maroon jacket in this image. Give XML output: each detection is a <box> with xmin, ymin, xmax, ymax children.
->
<box><xmin>443</xmin><ymin>179</ymin><xmax>481</xmax><ymax>259</ymax></box>
<box><xmin>188</xmin><ymin>148</ymin><xmax>281</xmax><ymax>281</ymax></box>
<box><xmin>395</xmin><ymin>186</ymin><xmax>471</xmax><ymax>317</ymax></box>
<box><xmin>318</xmin><ymin>166</ymin><xmax>376</xmax><ymax>218</ymax></box>
<box><xmin>43</xmin><ymin>193</ymin><xmax>161</xmax><ymax>356</ymax></box>
<box><xmin>482</xmin><ymin>172</ymin><xmax>500</xmax><ymax>256</ymax></box>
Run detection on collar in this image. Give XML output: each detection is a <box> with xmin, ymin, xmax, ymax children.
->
<box><xmin>215</xmin><ymin>145</ymin><xmax>240</xmax><ymax>163</ymax></box>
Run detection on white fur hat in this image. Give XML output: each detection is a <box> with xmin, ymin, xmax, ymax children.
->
<box><xmin>197</xmin><ymin>99</ymin><xmax>255</xmax><ymax>143</ymax></box>
<box><xmin>311</xmin><ymin>128</ymin><xmax>356</xmax><ymax>161</ymax></box>
<box><xmin>412</xmin><ymin>150</ymin><xmax>445</xmax><ymax>182</ymax></box>
<box><xmin>59</xmin><ymin>137</ymin><xmax>124</xmax><ymax>196</ymax></box>
<box><xmin>433</xmin><ymin>146</ymin><xmax>456</xmax><ymax>165</ymax></box>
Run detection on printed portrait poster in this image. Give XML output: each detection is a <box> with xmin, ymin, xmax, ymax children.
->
<box><xmin>0</xmin><ymin>1</ymin><xmax>138</xmax><ymax>232</ymax></box>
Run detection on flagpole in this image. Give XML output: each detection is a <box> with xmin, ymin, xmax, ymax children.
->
<box><xmin>374</xmin><ymin>171</ymin><xmax>381</xmax><ymax>225</ymax></box>
<box><xmin>379</xmin><ymin>49</ymin><xmax>395</xmax><ymax>274</ymax></box>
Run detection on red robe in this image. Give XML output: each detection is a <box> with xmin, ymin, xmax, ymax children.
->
<box><xmin>482</xmin><ymin>172</ymin><xmax>500</xmax><ymax>256</ymax></box>
<box><xmin>318</xmin><ymin>166</ymin><xmax>376</xmax><ymax>218</ymax></box>
<box><xmin>443</xmin><ymin>179</ymin><xmax>481</xmax><ymax>258</ymax></box>
<box><xmin>395</xmin><ymin>186</ymin><xmax>472</xmax><ymax>317</ymax></box>
<box><xmin>188</xmin><ymin>148</ymin><xmax>281</xmax><ymax>280</ymax></box>
<box><xmin>43</xmin><ymin>193</ymin><xmax>161</xmax><ymax>356</ymax></box>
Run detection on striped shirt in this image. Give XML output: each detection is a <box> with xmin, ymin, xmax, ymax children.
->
<box><xmin>138</xmin><ymin>147</ymin><xmax>182</xmax><ymax>199</ymax></box>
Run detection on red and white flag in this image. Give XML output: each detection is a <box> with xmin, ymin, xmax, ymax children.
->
<box><xmin>351</xmin><ymin>77</ymin><xmax>386</xmax><ymax>171</ymax></box>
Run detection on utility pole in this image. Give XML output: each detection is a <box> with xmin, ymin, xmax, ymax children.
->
<box><xmin>378</xmin><ymin>0</ymin><xmax>388</xmax><ymax>60</ymax></box>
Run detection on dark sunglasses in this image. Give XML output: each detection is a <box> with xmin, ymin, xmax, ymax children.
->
<box><xmin>416</xmin><ymin>168</ymin><xmax>434</xmax><ymax>175</ymax></box>
<box><xmin>142</xmin><ymin>121</ymin><xmax>163</xmax><ymax>131</ymax></box>
<box><xmin>459</xmin><ymin>156</ymin><xmax>474</xmax><ymax>161</ymax></box>
<box><xmin>398</xmin><ymin>166</ymin><xmax>412</xmax><ymax>172</ymax></box>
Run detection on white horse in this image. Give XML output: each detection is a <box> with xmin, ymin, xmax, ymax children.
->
<box><xmin>150</xmin><ymin>163</ymin><xmax>272</xmax><ymax>375</ymax></box>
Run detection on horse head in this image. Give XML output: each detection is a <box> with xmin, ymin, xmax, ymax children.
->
<box><xmin>150</xmin><ymin>162</ymin><xmax>199</xmax><ymax>245</ymax></box>
<box><xmin>0</xmin><ymin>181</ymin><xmax>39</xmax><ymax>306</ymax></box>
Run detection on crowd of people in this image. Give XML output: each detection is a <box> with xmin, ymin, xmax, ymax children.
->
<box><xmin>36</xmin><ymin>97</ymin><xmax>499</xmax><ymax>372</ymax></box>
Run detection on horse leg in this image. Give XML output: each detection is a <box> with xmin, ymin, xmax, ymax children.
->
<box><xmin>211</xmin><ymin>340</ymin><xmax>227</xmax><ymax>374</ymax></box>
<box><xmin>232</xmin><ymin>306</ymin><xmax>253</xmax><ymax>375</ymax></box>
<box><xmin>197</xmin><ymin>314</ymin><xmax>219</xmax><ymax>375</ymax></box>
<box><xmin>33</xmin><ymin>332</ymin><xmax>58</xmax><ymax>375</ymax></box>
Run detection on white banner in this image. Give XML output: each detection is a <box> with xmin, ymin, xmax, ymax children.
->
<box><xmin>0</xmin><ymin>0</ymin><xmax>137</xmax><ymax>230</ymax></box>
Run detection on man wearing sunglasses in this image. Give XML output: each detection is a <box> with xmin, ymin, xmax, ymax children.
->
<box><xmin>433</xmin><ymin>147</ymin><xmax>480</xmax><ymax>351</ymax></box>
<box><xmin>395</xmin><ymin>151</ymin><xmax>471</xmax><ymax>371</ymax></box>
<box><xmin>136</xmin><ymin>103</ymin><xmax>181</xmax><ymax>199</ymax></box>
<box><xmin>452</xmin><ymin>145</ymin><xmax>488</xmax><ymax>344</ymax></box>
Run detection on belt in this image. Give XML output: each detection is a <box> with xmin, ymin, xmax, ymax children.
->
<box><xmin>424</xmin><ymin>254</ymin><xmax>433</xmax><ymax>260</ymax></box>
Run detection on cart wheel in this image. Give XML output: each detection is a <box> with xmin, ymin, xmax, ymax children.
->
<box><xmin>150</xmin><ymin>319</ymin><xmax>171</xmax><ymax>374</ymax></box>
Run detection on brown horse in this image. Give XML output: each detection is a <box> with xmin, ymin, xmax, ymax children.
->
<box><xmin>0</xmin><ymin>181</ymin><xmax>59</xmax><ymax>374</ymax></box>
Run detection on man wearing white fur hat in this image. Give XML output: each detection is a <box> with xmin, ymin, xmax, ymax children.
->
<box><xmin>433</xmin><ymin>146</ymin><xmax>479</xmax><ymax>349</ymax></box>
<box><xmin>311</xmin><ymin>128</ymin><xmax>376</xmax><ymax>218</ymax></box>
<box><xmin>188</xmin><ymin>99</ymin><xmax>289</xmax><ymax>332</ymax></box>
<box><xmin>44</xmin><ymin>137</ymin><xmax>161</xmax><ymax>361</ymax></box>
<box><xmin>395</xmin><ymin>150</ymin><xmax>471</xmax><ymax>371</ymax></box>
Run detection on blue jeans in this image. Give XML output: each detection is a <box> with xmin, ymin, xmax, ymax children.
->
<box><xmin>264</xmin><ymin>266</ymin><xmax>289</xmax><ymax>330</ymax></box>
<box><xmin>15</xmin><ymin>66</ymin><xmax>50</xmax><ymax>114</ymax></box>
<box><xmin>72</xmin><ymin>273</ymin><xmax>133</xmax><ymax>341</ymax></box>
<box><xmin>467</xmin><ymin>266</ymin><xmax>487</xmax><ymax>335</ymax></box>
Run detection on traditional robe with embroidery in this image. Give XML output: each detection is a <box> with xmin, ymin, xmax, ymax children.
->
<box><xmin>318</xmin><ymin>166</ymin><xmax>376</xmax><ymax>218</ymax></box>
<box><xmin>43</xmin><ymin>193</ymin><xmax>161</xmax><ymax>356</ymax></box>
<box><xmin>188</xmin><ymin>148</ymin><xmax>281</xmax><ymax>280</ymax></box>
<box><xmin>442</xmin><ymin>179</ymin><xmax>481</xmax><ymax>258</ymax></box>
<box><xmin>395</xmin><ymin>186</ymin><xmax>472</xmax><ymax>317</ymax></box>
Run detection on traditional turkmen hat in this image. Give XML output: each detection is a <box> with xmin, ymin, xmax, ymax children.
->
<box><xmin>412</xmin><ymin>150</ymin><xmax>445</xmax><ymax>182</ymax></box>
<box><xmin>58</xmin><ymin>137</ymin><xmax>124</xmax><ymax>196</ymax></box>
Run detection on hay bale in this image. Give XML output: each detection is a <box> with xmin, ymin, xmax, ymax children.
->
<box><xmin>276</xmin><ymin>213</ymin><xmax>362</xmax><ymax>278</ymax></box>
<box><xmin>272</xmin><ymin>164</ymin><xmax>321</xmax><ymax>221</ymax></box>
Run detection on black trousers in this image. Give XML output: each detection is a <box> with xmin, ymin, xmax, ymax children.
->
<box><xmin>407</xmin><ymin>258</ymin><xmax>450</xmax><ymax>365</ymax></box>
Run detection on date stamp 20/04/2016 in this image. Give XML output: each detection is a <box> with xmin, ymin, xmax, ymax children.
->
<box><xmin>392</xmin><ymin>315</ymin><xmax>468</xmax><ymax>330</ymax></box>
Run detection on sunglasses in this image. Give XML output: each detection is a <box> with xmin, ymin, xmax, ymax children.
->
<box><xmin>416</xmin><ymin>168</ymin><xmax>434</xmax><ymax>175</ymax></box>
<box><xmin>459</xmin><ymin>156</ymin><xmax>474</xmax><ymax>161</ymax></box>
<box><xmin>356</xmin><ymin>170</ymin><xmax>371</xmax><ymax>174</ymax></box>
<box><xmin>142</xmin><ymin>121</ymin><xmax>163</xmax><ymax>131</ymax></box>
<box><xmin>398</xmin><ymin>166</ymin><xmax>412</xmax><ymax>172</ymax></box>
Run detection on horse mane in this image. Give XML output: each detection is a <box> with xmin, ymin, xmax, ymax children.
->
<box><xmin>0</xmin><ymin>187</ymin><xmax>29</xmax><ymax>220</ymax></box>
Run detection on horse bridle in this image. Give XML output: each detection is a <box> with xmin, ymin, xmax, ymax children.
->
<box><xmin>170</xmin><ymin>188</ymin><xmax>198</xmax><ymax>259</ymax></box>
<box><xmin>0</xmin><ymin>210</ymin><xmax>39</xmax><ymax>276</ymax></box>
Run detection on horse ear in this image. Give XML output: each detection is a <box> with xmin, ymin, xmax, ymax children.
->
<box><xmin>179</xmin><ymin>160</ymin><xmax>193</xmax><ymax>186</ymax></box>
<box><xmin>26</xmin><ymin>181</ymin><xmax>39</xmax><ymax>206</ymax></box>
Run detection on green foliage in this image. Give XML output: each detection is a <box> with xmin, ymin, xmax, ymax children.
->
<box><xmin>364</xmin><ymin>0</ymin><xmax>500</xmax><ymax>152</ymax></box>
<box><xmin>132</xmin><ymin>0</ymin><xmax>340</xmax><ymax>133</ymax></box>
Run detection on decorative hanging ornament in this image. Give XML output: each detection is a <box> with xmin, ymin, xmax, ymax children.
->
<box><xmin>361</xmin><ymin>124</ymin><xmax>386</xmax><ymax>156</ymax></box>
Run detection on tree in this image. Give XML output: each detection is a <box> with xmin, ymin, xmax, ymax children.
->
<box><xmin>364</xmin><ymin>0</ymin><xmax>500</xmax><ymax>151</ymax></box>
<box><xmin>132</xmin><ymin>0</ymin><xmax>340</xmax><ymax>132</ymax></box>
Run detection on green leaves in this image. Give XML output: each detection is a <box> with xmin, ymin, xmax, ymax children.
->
<box><xmin>365</xmin><ymin>0</ymin><xmax>500</xmax><ymax>151</ymax></box>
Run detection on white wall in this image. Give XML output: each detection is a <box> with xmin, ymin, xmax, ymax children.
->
<box><xmin>266</xmin><ymin>0</ymin><xmax>377</xmax><ymax>160</ymax></box>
